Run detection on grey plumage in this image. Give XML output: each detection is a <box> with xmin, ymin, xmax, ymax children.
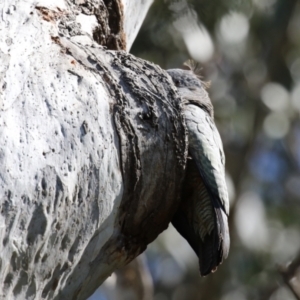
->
<box><xmin>167</xmin><ymin>68</ymin><xmax>230</xmax><ymax>276</ymax></box>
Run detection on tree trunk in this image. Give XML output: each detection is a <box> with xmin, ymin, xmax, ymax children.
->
<box><xmin>0</xmin><ymin>1</ymin><xmax>187</xmax><ymax>299</ymax></box>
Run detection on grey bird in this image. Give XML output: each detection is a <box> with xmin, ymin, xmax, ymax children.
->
<box><xmin>167</xmin><ymin>65</ymin><xmax>230</xmax><ymax>276</ymax></box>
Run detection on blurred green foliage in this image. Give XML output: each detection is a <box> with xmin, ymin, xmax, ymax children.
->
<box><xmin>131</xmin><ymin>0</ymin><xmax>300</xmax><ymax>299</ymax></box>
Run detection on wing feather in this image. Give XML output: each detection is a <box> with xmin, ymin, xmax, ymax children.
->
<box><xmin>184</xmin><ymin>105</ymin><xmax>229</xmax><ymax>215</ymax></box>
<box><xmin>183</xmin><ymin>104</ymin><xmax>230</xmax><ymax>261</ymax></box>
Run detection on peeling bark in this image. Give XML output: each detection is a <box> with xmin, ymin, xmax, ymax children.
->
<box><xmin>0</xmin><ymin>0</ymin><xmax>186</xmax><ymax>299</ymax></box>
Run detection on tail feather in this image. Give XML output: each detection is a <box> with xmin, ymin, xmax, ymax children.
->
<box><xmin>172</xmin><ymin>205</ymin><xmax>229</xmax><ymax>276</ymax></box>
<box><xmin>198</xmin><ymin>206</ymin><xmax>229</xmax><ymax>276</ymax></box>
<box><xmin>198</xmin><ymin>229</ymin><xmax>219</xmax><ymax>276</ymax></box>
<box><xmin>172</xmin><ymin>159</ymin><xmax>230</xmax><ymax>276</ymax></box>
<box><xmin>216</xmin><ymin>206</ymin><xmax>230</xmax><ymax>260</ymax></box>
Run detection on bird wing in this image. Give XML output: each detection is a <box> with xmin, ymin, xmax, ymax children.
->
<box><xmin>183</xmin><ymin>104</ymin><xmax>230</xmax><ymax>264</ymax></box>
<box><xmin>183</xmin><ymin>104</ymin><xmax>229</xmax><ymax>215</ymax></box>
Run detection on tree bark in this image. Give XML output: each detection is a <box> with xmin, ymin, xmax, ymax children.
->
<box><xmin>0</xmin><ymin>1</ymin><xmax>186</xmax><ymax>299</ymax></box>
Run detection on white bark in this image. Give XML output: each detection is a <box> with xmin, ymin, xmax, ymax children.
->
<box><xmin>123</xmin><ymin>0</ymin><xmax>154</xmax><ymax>50</ymax></box>
<box><xmin>0</xmin><ymin>1</ymin><xmax>187</xmax><ymax>299</ymax></box>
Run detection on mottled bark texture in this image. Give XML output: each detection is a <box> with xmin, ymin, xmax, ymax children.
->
<box><xmin>36</xmin><ymin>0</ymin><xmax>126</xmax><ymax>50</ymax></box>
<box><xmin>0</xmin><ymin>1</ymin><xmax>186</xmax><ymax>299</ymax></box>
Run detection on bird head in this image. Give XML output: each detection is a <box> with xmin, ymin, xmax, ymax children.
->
<box><xmin>167</xmin><ymin>68</ymin><xmax>214</xmax><ymax>118</ymax></box>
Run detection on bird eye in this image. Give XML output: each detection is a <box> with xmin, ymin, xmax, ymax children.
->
<box><xmin>174</xmin><ymin>80</ymin><xmax>180</xmax><ymax>86</ymax></box>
